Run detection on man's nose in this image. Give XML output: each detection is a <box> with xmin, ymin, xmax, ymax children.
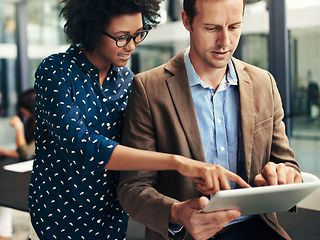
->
<box><xmin>217</xmin><ymin>29</ymin><xmax>230</xmax><ymax>47</ymax></box>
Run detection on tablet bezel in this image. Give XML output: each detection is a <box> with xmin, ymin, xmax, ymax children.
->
<box><xmin>201</xmin><ymin>182</ymin><xmax>320</xmax><ymax>215</ymax></box>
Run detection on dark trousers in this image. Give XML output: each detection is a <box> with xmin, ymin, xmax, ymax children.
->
<box><xmin>212</xmin><ymin>216</ymin><xmax>286</xmax><ymax>240</ymax></box>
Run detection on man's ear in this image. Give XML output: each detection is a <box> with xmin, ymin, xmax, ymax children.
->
<box><xmin>181</xmin><ymin>10</ymin><xmax>192</xmax><ymax>31</ymax></box>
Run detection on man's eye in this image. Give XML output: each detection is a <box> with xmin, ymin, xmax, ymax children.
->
<box><xmin>230</xmin><ymin>25</ymin><xmax>240</xmax><ymax>30</ymax></box>
<box><xmin>206</xmin><ymin>27</ymin><xmax>218</xmax><ymax>32</ymax></box>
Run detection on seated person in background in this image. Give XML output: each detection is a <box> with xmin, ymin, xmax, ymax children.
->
<box><xmin>0</xmin><ymin>88</ymin><xmax>35</xmax><ymax>160</ymax></box>
<box><xmin>117</xmin><ymin>0</ymin><xmax>302</xmax><ymax>239</ymax></box>
<box><xmin>0</xmin><ymin>88</ymin><xmax>35</xmax><ymax>240</ymax></box>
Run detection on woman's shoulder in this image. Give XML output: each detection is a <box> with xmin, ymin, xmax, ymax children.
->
<box><xmin>38</xmin><ymin>50</ymin><xmax>73</xmax><ymax>70</ymax></box>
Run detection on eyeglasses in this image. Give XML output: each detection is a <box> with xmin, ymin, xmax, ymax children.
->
<box><xmin>102</xmin><ymin>30</ymin><xmax>149</xmax><ymax>48</ymax></box>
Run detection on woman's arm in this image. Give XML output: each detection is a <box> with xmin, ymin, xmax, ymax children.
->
<box><xmin>17</xmin><ymin>141</ymin><xmax>35</xmax><ymax>160</ymax></box>
<box><xmin>0</xmin><ymin>116</ymin><xmax>26</xmax><ymax>159</ymax></box>
<box><xmin>10</xmin><ymin>116</ymin><xmax>27</xmax><ymax>148</ymax></box>
<box><xmin>107</xmin><ymin>145</ymin><xmax>250</xmax><ymax>193</ymax></box>
<box><xmin>0</xmin><ymin>147</ymin><xmax>19</xmax><ymax>158</ymax></box>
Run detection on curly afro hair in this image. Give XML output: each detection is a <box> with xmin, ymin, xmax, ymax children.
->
<box><xmin>60</xmin><ymin>0</ymin><xmax>163</xmax><ymax>51</ymax></box>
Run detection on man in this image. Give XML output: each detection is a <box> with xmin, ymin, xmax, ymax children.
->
<box><xmin>118</xmin><ymin>0</ymin><xmax>302</xmax><ymax>239</ymax></box>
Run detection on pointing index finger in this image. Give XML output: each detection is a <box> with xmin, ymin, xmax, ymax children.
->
<box><xmin>226</xmin><ymin>171</ymin><xmax>251</xmax><ymax>188</ymax></box>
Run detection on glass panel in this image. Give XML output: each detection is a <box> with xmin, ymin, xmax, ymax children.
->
<box><xmin>0</xmin><ymin>0</ymin><xmax>66</xmax><ymax>116</ymax></box>
<box><xmin>289</xmin><ymin>27</ymin><xmax>320</xmax><ymax>176</ymax></box>
<box><xmin>237</xmin><ymin>1</ymin><xmax>269</xmax><ymax>69</ymax></box>
<box><xmin>0</xmin><ymin>2</ymin><xmax>17</xmax><ymax>116</ymax></box>
<box><xmin>290</xmin><ymin>28</ymin><xmax>320</xmax><ymax>133</ymax></box>
<box><xmin>27</xmin><ymin>0</ymin><xmax>66</xmax><ymax>88</ymax></box>
<box><xmin>27</xmin><ymin>0</ymin><xmax>64</xmax><ymax>45</ymax></box>
<box><xmin>0</xmin><ymin>5</ymin><xmax>16</xmax><ymax>44</ymax></box>
<box><xmin>287</xmin><ymin>0</ymin><xmax>320</xmax><ymax>176</ymax></box>
<box><xmin>131</xmin><ymin>45</ymin><xmax>174</xmax><ymax>74</ymax></box>
<box><xmin>239</xmin><ymin>34</ymin><xmax>269</xmax><ymax>70</ymax></box>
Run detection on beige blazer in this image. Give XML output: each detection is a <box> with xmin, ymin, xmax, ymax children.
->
<box><xmin>118</xmin><ymin>52</ymin><xmax>299</xmax><ymax>240</ymax></box>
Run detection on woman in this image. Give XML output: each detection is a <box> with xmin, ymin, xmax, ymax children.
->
<box><xmin>29</xmin><ymin>0</ymin><xmax>248</xmax><ymax>239</ymax></box>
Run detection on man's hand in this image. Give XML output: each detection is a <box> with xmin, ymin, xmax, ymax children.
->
<box><xmin>254</xmin><ymin>162</ymin><xmax>302</xmax><ymax>186</ymax></box>
<box><xmin>170</xmin><ymin>196</ymin><xmax>240</xmax><ymax>240</ymax></box>
<box><xmin>177</xmin><ymin>157</ymin><xmax>250</xmax><ymax>195</ymax></box>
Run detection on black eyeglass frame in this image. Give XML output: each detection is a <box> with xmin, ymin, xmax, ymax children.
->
<box><xmin>102</xmin><ymin>30</ymin><xmax>149</xmax><ymax>47</ymax></box>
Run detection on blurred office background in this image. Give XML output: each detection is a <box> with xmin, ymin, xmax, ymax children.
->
<box><xmin>1</xmin><ymin>0</ymin><xmax>320</xmax><ymax>176</ymax></box>
<box><xmin>2</xmin><ymin>0</ymin><xmax>319</xmax><ymax>174</ymax></box>
<box><xmin>0</xmin><ymin>0</ymin><xmax>320</xmax><ymax>238</ymax></box>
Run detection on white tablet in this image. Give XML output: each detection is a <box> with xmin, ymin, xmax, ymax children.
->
<box><xmin>202</xmin><ymin>181</ymin><xmax>320</xmax><ymax>215</ymax></box>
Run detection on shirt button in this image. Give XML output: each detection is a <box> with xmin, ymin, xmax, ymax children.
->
<box><xmin>220</xmin><ymin>146</ymin><xmax>225</xmax><ymax>152</ymax></box>
<box><xmin>217</xmin><ymin>118</ymin><xmax>222</xmax><ymax>123</ymax></box>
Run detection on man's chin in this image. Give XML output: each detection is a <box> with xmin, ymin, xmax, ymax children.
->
<box><xmin>209</xmin><ymin>60</ymin><xmax>229</xmax><ymax>69</ymax></box>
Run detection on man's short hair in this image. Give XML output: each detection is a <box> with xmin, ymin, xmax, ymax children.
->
<box><xmin>183</xmin><ymin>0</ymin><xmax>247</xmax><ymax>27</ymax></box>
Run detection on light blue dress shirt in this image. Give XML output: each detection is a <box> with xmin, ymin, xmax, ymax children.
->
<box><xmin>169</xmin><ymin>48</ymin><xmax>249</xmax><ymax>237</ymax></box>
<box><xmin>184</xmin><ymin>47</ymin><xmax>249</xmax><ymax>227</ymax></box>
<box><xmin>184</xmin><ymin>48</ymin><xmax>239</xmax><ymax>176</ymax></box>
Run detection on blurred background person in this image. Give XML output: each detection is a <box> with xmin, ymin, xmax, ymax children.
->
<box><xmin>0</xmin><ymin>88</ymin><xmax>35</xmax><ymax>160</ymax></box>
<box><xmin>0</xmin><ymin>88</ymin><xmax>35</xmax><ymax>240</ymax></box>
<box><xmin>306</xmin><ymin>70</ymin><xmax>320</xmax><ymax>120</ymax></box>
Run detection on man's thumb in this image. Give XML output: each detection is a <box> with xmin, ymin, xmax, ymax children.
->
<box><xmin>188</xmin><ymin>196</ymin><xmax>209</xmax><ymax>210</ymax></box>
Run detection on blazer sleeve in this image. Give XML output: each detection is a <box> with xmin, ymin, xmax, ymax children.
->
<box><xmin>269</xmin><ymin>72</ymin><xmax>299</xmax><ymax>171</ymax></box>
<box><xmin>117</xmin><ymin>76</ymin><xmax>177</xmax><ymax>240</ymax></box>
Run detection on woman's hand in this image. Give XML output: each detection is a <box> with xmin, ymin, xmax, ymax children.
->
<box><xmin>108</xmin><ymin>146</ymin><xmax>250</xmax><ymax>194</ymax></box>
<box><xmin>176</xmin><ymin>156</ymin><xmax>250</xmax><ymax>195</ymax></box>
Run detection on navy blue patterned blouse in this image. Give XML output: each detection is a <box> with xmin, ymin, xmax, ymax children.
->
<box><xmin>29</xmin><ymin>44</ymin><xmax>133</xmax><ymax>239</ymax></box>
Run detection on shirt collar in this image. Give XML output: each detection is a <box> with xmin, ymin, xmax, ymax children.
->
<box><xmin>183</xmin><ymin>46</ymin><xmax>238</xmax><ymax>89</ymax></box>
<box><xmin>67</xmin><ymin>44</ymin><xmax>119</xmax><ymax>78</ymax></box>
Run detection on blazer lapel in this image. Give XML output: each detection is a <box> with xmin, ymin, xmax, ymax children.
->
<box><xmin>163</xmin><ymin>55</ymin><xmax>255</xmax><ymax>176</ymax></box>
<box><xmin>165</xmin><ymin>53</ymin><xmax>206</xmax><ymax>163</ymax></box>
<box><xmin>232</xmin><ymin>58</ymin><xmax>254</xmax><ymax>180</ymax></box>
